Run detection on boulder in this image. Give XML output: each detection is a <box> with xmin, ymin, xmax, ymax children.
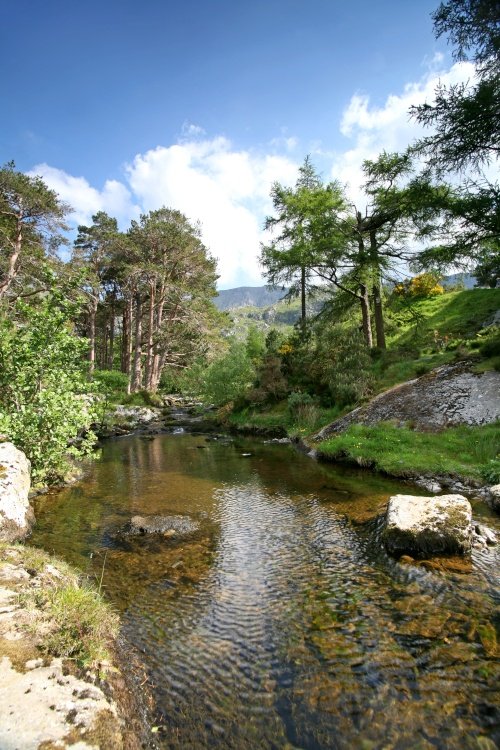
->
<box><xmin>0</xmin><ymin>443</ymin><xmax>34</xmax><ymax>542</ymax></box>
<box><xmin>383</xmin><ymin>494</ymin><xmax>472</xmax><ymax>558</ymax></box>
<box><xmin>124</xmin><ymin>514</ymin><xmax>199</xmax><ymax>537</ymax></box>
<box><xmin>488</xmin><ymin>484</ymin><xmax>500</xmax><ymax>512</ymax></box>
<box><xmin>314</xmin><ymin>361</ymin><xmax>500</xmax><ymax>439</ymax></box>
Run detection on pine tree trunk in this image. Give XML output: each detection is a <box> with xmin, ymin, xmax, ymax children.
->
<box><xmin>373</xmin><ymin>281</ymin><xmax>386</xmax><ymax>349</ymax></box>
<box><xmin>369</xmin><ymin>230</ymin><xmax>386</xmax><ymax>349</ymax></box>
<box><xmin>130</xmin><ymin>292</ymin><xmax>143</xmax><ymax>392</ymax></box>
<box><xmin>145</xmin><ymin>282</ymin><xmax>155</xmax><ymax>391</ymax></box>
<box><xmin>88</xmin><ymin>297</ymin><xmax>98</xmax><ymax>379</ymax></box>
<box><xmin>150</xmin><ymin>288</ymin><xmax>165</xmax><ymax>393</ymax></box>
<box><xmin>108</xmin><ymin>297</ymin><xmax>115</xmax><ymax>368</ymax></box>
<box><xmin>0</xmin><ymin>215</ymin><xmax>22</xmax><ymax>300</ymax></box>
<box><xmin>300</xmin><ymin>265</ymin><xmax>306</xmax><ymax>323</ymax></box>
<box><xmin>359</xmin><ymin>283</ymin><xmax>373</xmax><ymax>348</ymax></box>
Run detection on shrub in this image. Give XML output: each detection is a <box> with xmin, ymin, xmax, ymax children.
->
<box><xmin>93</xmin><ymin>369</ymin><xmax>128</xmax><ymax>393</ymax></box>
<box><xmin>480</xmin><ymin>459</ymin><xmax>500</xmax><ymax>485</ymax></box>
<box><xmin>480</xmin><ymin>336</ymin><xmax>500</xmax><ymax>358</ymax></box>
<box><xmin>287</xmin><ymin>391</ymin><xmax>316</xmax><ymax>419</ymax></box>
<box><xmin>316</xmin><ymin>325</ymin><xmax>373</xmax><ymax>406</ymax></box>
<box><xmin>0</xmin><ymin>297</ymin><xmax>97</xmax><ymax>483</ymax></box>
<box><xmin>201</xmin><ymin>340</ymin><xmax>255</xmax><ymax>406</ymax></box>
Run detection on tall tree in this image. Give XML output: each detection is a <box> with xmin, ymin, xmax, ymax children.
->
<box><xmin>261</xmin><ymin>157</ymin><xmax>345</xmax><ymax>327</ymax></box>
<box><xmin>0</xmin><ymin>162</ymin><xmax>69</xmax><ymax>301</ymax></box>
<box><xmin>411</xmin><ymin>0</ymin><xmax>500</xmax><ymax>173</ymax></box>
<box><xmin>126</xmin><ymin>208</ymin><xmax>220</xmax><ymax>392</ymax></box>
<box><xmin>72</xmin><ymin>212</ymin><xmax>122</xmax><ymax>377</ymax></box>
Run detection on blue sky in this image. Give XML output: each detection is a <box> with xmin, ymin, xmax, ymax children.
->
<box><xmin>1</xmin><ymin>0</ymin><xmax>472</xmax><ymax>288</ymax></box>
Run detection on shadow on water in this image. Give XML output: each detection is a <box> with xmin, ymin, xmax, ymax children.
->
<box><xmin>29</xmin><ymin>434</ymin><xmax>500</xmax><ymax>749</ymax></box>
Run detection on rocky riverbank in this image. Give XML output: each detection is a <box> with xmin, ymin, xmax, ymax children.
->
<box><xmin>0</xmin><ymin>442</ymin><xmax>155</xmax><ymax>749</ymax></box>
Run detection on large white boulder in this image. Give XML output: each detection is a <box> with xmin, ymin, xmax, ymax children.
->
<box><xmin>0</xmin><ymin>442</ymin><xmax>34</xmax><ymax>542</ymax></box>
<box><xmin>383</xmin><ymin>494</ymin><xmax>472</xmax><ymax>557</ymax></box>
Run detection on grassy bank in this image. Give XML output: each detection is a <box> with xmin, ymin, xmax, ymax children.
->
<box><xmin>315</xmin><ymin>422</ymin><xmax>500</xmax><ymax>483</ymax></box>
<box><xmin>0</xmin><ymin>543</ymin><xmax>118</xmax><ymax>669</ymax></box>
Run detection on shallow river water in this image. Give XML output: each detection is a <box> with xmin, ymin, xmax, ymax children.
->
<box><xmin>29</xmin><ymin>433</ymin><xmax>499</xmax><ymax>749</ymax></box>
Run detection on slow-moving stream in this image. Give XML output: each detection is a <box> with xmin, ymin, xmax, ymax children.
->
<box><xmin>29</xmin><ymin>433</ymin><xmax>499</xmax><ymax>749</ymax></box>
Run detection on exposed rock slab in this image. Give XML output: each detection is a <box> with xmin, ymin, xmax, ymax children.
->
<box><xmin>0</xmin><ymin>655</ymin><xmax>118</xmax><ymax>750</ymax></box>
<box><xmin>314</xmin><ymin>362</ymin><xmax>500</xmax><ymax>439</ymax></box>
<box><xmin>125</xmin><ymin>514</ymin><xmax>199</xmax><ymax>536</ymax></box>
<box><xmin>383</xmin><ymin>494</ymin><xmax>472</xmax><ymax>557</ymax></box>
<box><xmin>0</xmin><ymin>442</ymin><xmax>34</xmax><ymax>542</ymax></box>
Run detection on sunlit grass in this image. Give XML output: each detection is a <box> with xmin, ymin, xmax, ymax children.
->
<box><xmin>317</xmin><ymin>422</ymin><xmax>500</xmax><ymax>481</ymax></box>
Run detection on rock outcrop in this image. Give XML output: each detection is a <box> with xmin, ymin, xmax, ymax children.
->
<box><xmin>124</xmin><ymin>514</ymin><xmax>199</xmax><ymax>537</ymax></box>
<box><xmin>314</xmin><ymin>361</ymin><xmax>500</xmax><ymax>440</ymax></box>
<box><xmin>488</xmin><ymin>484</ymin><xmax>500</xmax><ymax>512</ymax></box>
<box><xmin>0</xmin><ymin>443</ymin><xmax>34</xmax><ymax>542</ymax></box>
<box><xmin>383</xmin><ymin>493</ymin><xmax>472</xmax><ymax>557</ymax></box>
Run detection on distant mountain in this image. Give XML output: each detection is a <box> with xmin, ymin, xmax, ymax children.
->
<box><xmin>214</xmin><ymin>286</ymin><xmax>288</xmax><ymax>310</ymax></box>
<box><xmin>215</xmin><ymin>275</ymin><xmax>478</xmax><ymax>314</ymax></box>
<box><xmin>441</xmin><ymin>273</ymin><xmax>476</xmax><ymax>290</ymax></box>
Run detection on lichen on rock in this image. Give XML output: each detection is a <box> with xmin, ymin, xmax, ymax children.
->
<box><xmin>0</xmin><ymin>443</ymin><xmax>34</xmax><ymax>543</ymax></box>
<box><xmin>383</xmin><ymin>493</ymin><xmax>472</xmax><ymax>558</ymax></box>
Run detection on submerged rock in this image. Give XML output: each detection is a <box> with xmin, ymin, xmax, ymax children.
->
<box><xmin>383</xmin><ymin>494</ymin><xmax>472</xmax><ymax>558</ymax></box>
<box><xmin>124</xmin><ymin>514</ymin><xmax>199</xmax><ymax>537</ymax></box>
<box><xmin>0</xmin><ymin>443</ymin><xmax>34</xmax><ymax>543</ymax></box>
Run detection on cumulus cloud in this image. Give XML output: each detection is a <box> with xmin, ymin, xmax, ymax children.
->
<box><xmin>29</xmin><ymin>163</ymin><xmax>138</xmax><ymax>227</ymax></box>
<box><xmin>333</xmin><ymin>60</ymin><xmax>477</xmax><ymax>206</ymax></box>
<box><xmin>29</xmin><ymin>58</ymin><xmax>484</xmax><ymax>287</ymax></box>
<box><xmin>125</xmin><ymin>138</ymin><xmax>298</xmax><ymax>286</ymax></box>
<box><xmin>29</xmin><ymin>140</ymin><xmax>299</xmax><ymax>287</ymax></box>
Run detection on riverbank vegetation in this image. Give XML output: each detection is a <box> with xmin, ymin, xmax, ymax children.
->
<box><xmin>0</xmin><ymin>0</ymin><xmax>498</xmax><ymax>487</ymax></box>
<box><xmin>0</xmin><ymin>544</ymin><xmax>118</xmax><ymax>669</ymax></box>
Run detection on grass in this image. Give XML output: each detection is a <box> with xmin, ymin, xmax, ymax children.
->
<box><xmin>316</xmin><ymin>422</ymin><xmax>500</xmax><ymax>482</ymax></box>
<box><xmin>229</xmin><ymin>402</ymin><xmax>343</xmax><ymax>435</ymax></box>
<box><xmin>2</xmin><ymin>544</ymin><xmax>119</xmax><ymax>669</ymax></box>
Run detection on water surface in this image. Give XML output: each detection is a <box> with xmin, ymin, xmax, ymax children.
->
<box><xmin>30</xmin><ymin>434</ymin><xmax>500</xmax><ymax>749</ymax></box>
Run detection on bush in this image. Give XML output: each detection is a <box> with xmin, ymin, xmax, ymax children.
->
<box><xmin>93</xmin><ymin>369</ymin><xmax>128</xmax><ymax>393</ymax></box>
<box><xmin>480</xmin><ymin>459</ymin><xmax>500</xmax><ymax>485</ymax></box>
<box><xmin>480</xmin><ymin>336</ymin><xmax>500</xmax><ymax>358</ymax></box>
<box><xmin>0</xmin><ymin>297</ymin><xmax>97</xmax><ymax>483</ymax></box>
<box><xmin>287</xmin><ymin>390</ymin><xmax>315</xmax><ymax>417</ymax></box>
<box><xmin>201</xmin><ymin>340</ymin><xmax>255</xmax><ymax>406</ymax></box>
<box><xmin>316</xmin><ymin>325</ymin><xmax>373</xmax><ymax>406</ymax></box>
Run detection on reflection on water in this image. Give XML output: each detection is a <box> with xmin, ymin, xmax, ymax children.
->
<box><xmin>30</xmin><ymin>434</ymin><xmax>500</xmax><ymax>749</ymax></box>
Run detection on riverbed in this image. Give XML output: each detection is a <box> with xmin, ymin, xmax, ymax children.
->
<box><xmin>29</xmin><ymin>433</ymin><xmax>500</xmax><ymax>749</ymax></box>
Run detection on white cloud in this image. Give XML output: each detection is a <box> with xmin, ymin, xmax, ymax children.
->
<box><xmin>125</xmin><ymin>139</ymin><xmax>298</xmax><ymax>286</ymax></box>
<box><xmin>333</xmin><ymin>60</ymin><xmax>477</xmax><ymax>206</ymax></box>
<box><xmin>29</xmin><ymin>163</ymin><xmax>138</xmax><ymax>227</ymax></box>
<box><xmin>29</xmin><ymin>59</ymin><xmax>486</xmax><ymax>288</ymax></box>
<box><xmin>29</xmin><ymin>139</ymin><xmax>299</xmax><ymax>288</ymax></box>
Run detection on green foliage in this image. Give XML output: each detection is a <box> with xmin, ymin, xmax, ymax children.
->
<box><xmin>474</xmin><ymin>244</ymin><xmax>500</xmax><ymax>288</ymax></box>
<box><xmin>480</xmin><ymin>459</ymin><xmax>500</xmax><ymax>484</ymax></box>
<box><xmin>0</xmin><ymin>296</ymin><xmax>97</xmax><ymax>482</ymax></box>
<box><xmin>245</xmin><ymin>325</ymin><xmax>266</xmax><ymax>362</ymax></box>
<box><xmin>248</xmin><ymin>354</ymin><xmax>289</xmax><ymax>405</ymax></box>
<box><xmin>93</xmin><ymin>369</ymin><xmax>129</xmax><ymax>393</ymax></box>
<box><xmin>316</xmin><ymin>324</ymin><xmax>373</xmax><ymax>406</ymax></box>
<box><xmin>201</xmin><ymin>340</ymin><xmax>255</xmax><ymax>406</ymax></box>
<box><xmin>480</xmin><ymin>332</ymin><xmax>500</xmax><ymax>358</ymax></box>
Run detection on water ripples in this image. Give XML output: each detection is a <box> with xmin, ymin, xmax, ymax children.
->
<box><xmin>29</xmin><ymin>435</ymin><xmax>500</xmax><ymax>749</ymax></box>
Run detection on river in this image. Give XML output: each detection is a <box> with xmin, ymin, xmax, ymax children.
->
<box><xmin>29</xmin><ymin>432</ymin><xmax>500</xmax><ymax>749</ymax></box>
